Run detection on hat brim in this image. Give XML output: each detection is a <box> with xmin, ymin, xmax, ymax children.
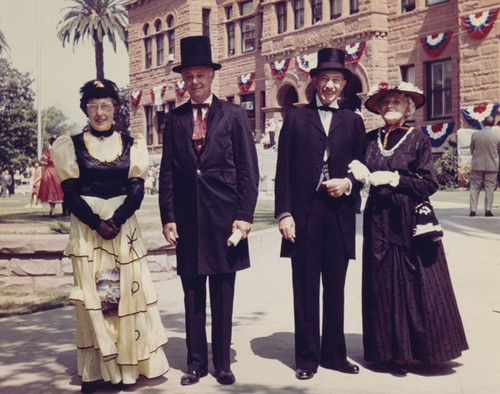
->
<box><xmin>173</xmin><ymin>62</ymin><xmax>222</xmax><ymax>73</ymax></box>
<box><xmin>310</xmin><ymin>65</ymin><xmax>351</xmax><ymax>79</ymax></box>
<box><xmin>364</xmin><ymin>90</ymin><xmax>425</xmax><ymax>114</ymax></box>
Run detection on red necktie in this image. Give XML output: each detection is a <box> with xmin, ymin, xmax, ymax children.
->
<box><xmin>192</xmin><ymin>103</ymin><xmax>210</xmax><ymax>151</ymax></box>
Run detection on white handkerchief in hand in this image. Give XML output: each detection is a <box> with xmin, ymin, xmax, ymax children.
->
<box><xmin>227</xmin><ymin>229</ymin><xmax>242</xmax><ymax>246</ymax></box>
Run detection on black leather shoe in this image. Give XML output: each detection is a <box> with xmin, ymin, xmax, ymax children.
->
<box><xmin>332</xmin><ymin>360</ymin><xmax>359</xmax><ymax>374</ymax></box>
<box><xmin>180</xmin><ymin>369</ymin><xmax>208</xmax><ymax>385</ymax></box>
<box><xmin>486</xmin><ymin>211</ymin><xmax>494</xmax><ymax>217</ymax></box>
<box><xmin>295</xmin><ymin>368</ymin><xmax>315</xmax><ymax>380</ymax></box>
<box><xmin>213</xmin><ymin>369</ymin><xmax>236</xmax><ymax>385</ymax></box>
<box><xmin>469</xmin><ymin>211</ymin><xmax>476</xmax><ymax>217</ymax></box>
<box><xmin>81</xmin><ymin>382</ymin><xmax>97</xmax><ymax>393</ymax></box>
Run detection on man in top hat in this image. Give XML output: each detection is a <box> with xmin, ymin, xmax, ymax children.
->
<box><xmin>159</xmin><ymin>36</ymin><xmax>259</xmax><ymax>386</ymax></box>
<box><xmin>275</xmin><ymin>47</ymin><xmax>366</xmax><ymax>380</ymax></box>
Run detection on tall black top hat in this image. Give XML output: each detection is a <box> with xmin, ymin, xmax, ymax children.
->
<box><xmin>309</xmin><ymin>48</ymin><xmax>351</xmax><ymax>79</ymax></box>
<box><xmin>173</xmin><ymin>36</ymin><xmax>222</xmax><ymax>73</ymax></box>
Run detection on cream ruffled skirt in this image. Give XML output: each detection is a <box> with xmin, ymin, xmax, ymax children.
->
<box><xmin>66</xmin><ymin>196</ymin><xmax>169</xmax><ymax>384</ymax></box>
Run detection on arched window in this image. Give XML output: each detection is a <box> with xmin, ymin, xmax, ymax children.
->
<box><xmin>154</xmin><ymin>19</ymin><xmax>162</xmax><ymax>32</ymax></box>
<box><xmin>143</xmin><ymin>24</ymin><xmax>152</xmax><ymax>69</ymax></box>
<box><xmin>154</xmin><ymin>19</ymin><xmax>164</xmax><ymax>66</ymax></box>
<box><xmin>166</xmin><ymin>15</ymin><xmax>175</xmax><ymax>59</ymax></box>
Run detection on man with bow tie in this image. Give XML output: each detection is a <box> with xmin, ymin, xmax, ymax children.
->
<box><xmin>159</xmin><ymin>36</ymin><xmax>259</xmax><ymax>386</ymax></box>
<box><xmin>275</xmin><ymin>47</ymin><xmax>366</xmax><ymax>380</ymax></box>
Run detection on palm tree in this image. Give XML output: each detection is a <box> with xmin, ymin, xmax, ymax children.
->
<box><xmin>57</xmin><ymin>0</ymin><xmax>128</xmax><ymax>80</ymax></box>
<box><xmin>0</xmin><ymin>28</ymin><xmax>10</xmax><ymax>56</ymax></box>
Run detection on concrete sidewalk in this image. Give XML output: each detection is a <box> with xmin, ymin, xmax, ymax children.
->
<box><xmin>1</xmin><ymin>201</ymin><xmax>499</xmax><ymax>393</ymax></box>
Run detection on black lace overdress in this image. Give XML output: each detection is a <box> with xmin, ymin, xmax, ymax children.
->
<box><xmin>362</xmin><ymin>126</ymin><xmax>468</xmax><ymax>364</ymax></box>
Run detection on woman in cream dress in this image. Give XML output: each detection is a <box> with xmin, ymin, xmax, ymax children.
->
<box><xmin>52</xmin><ymin>79</ymin><xmax>168</xmax><ymax>393</ymax></box>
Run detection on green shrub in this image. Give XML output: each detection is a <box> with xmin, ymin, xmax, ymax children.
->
<box><xmin>434</xmin><ymin>147</ymin><xmax>458</xmax><ymax>190</ymax></box>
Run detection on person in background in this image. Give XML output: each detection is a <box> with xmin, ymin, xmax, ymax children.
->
<box><xmin>38</xmin><ymin>135</ymin><xmax>65</xmax><ymax>216</ymax></box>
<box><xmin>275</xmin><ymin>47</ymin><xmax>366</xmax><ymax>381</ymax></box>
<box><xmin>52</xmin><ymin>79</ymin><xmax>169</xmax><ymax>393</ymax></box>
<box><xmin>26</xmin><ymin>159</ymin><xmax>43</xmax><ymax>208</ymax></box>
<box><xmin>351</xmin><ymin>81</ymin><xmax>468</xmax><ymax>375</ymax></box>
<box><xmin>469</xmin><ymin>115</ymin><xmax>500</xmax><ymax>217</ymax></box>
<box><xmin>1</xmin><ymin>169</ymin><xmax>12</xmax><ymax>197</ymax></box>
<box><xmin>159</xmin><ymin>36</ymin><xmax>259</xmax><ymax>386</ymax></box>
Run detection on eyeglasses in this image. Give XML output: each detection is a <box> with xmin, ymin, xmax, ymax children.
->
<box><xmin>86</xmin><ymin>101</ymin><xmax>115</xmax><ymax>113</ymax></box>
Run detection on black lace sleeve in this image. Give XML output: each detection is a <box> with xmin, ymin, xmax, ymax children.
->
<box><xmin>61</xmin><ymin>178</ymin><xmax>101</xmax><ymax>230</ymax></box>
<box><xmin>110</xmin><ymin>177</ymin><xmax>145</xmax><ymax>226</ymax></box>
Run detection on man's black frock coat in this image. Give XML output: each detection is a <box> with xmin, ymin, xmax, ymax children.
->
<box><xmin>159</xmin><ymin>96</ymin><xmax>259</xmax><ymax>277</ymax></box>
<box><xmin>275</xmin><ymin>100</ymin><xmax>366</xmax><ymax>258</ymax></box>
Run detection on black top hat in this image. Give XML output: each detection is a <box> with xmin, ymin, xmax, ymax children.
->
<box><xmin>173</xmin><ymin>36</ymin><xmax>222</xmax><ymax>73</ymax></box>
<box><xmin>309</xmin><ymin>48</ymin><xmax>351</xmax><ymax>79</ymax></box>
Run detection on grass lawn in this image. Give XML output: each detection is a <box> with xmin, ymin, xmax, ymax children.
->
<box><xmin>2</xmin><ymin>189</ymin><xmax>499</xmax><ymax>235</ymax></box>
<box><xmin>0</xmin><ymin>194</ymin><xmax>277</xmax><ymax>234</ymax></box>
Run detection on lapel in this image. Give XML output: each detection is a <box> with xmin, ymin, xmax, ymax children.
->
<box><xmin>305</xmin><ymin>101</ymin><xmax>326</xmax><ymax>136</ymax></box>
<box><xmin>178</xmin><ymin>101</ymin><xmax>194</xmax><ymax>141</ymax></box>
<box><xmin>204</xmin><ymin>95</ymin><xmax>223</xmax><ymax>146</ymax></box>
<box><xmin>328</xmin><ymin>109</ymin><xmax>344</xmax><ymax>137</ymax></box>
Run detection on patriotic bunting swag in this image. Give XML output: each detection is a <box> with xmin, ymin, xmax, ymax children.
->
<box><xmin>421</xmin><ymin>122</ymin><xmax>455</xmax><ymax>147</ymax></box>
<box><xmin>343</xmin><ymin>41</ymin><xmax>366</xmax><ymax>63</ymax></box>
<box><xmin>420</xmin><ymin>31</ymin><xmax>452</xmax><ymax>57</ymax></box>
<box><xmin>175</xmin><ymin>80</ymin><xmax>187</xmax><ymax>96</ymax></box>
<box><xmin>461</xmin><ymin>103</ymin><xmax>499</xmax><ymax>129</ymax></box>
<box><xmin>295</xmin><ymin>52</ymin><xmax>318</xmax><ymax>76</ymax></box>
<box><xmin>461</xmin><ymin>8</ymin><xmax>499</xmax><ymax>39</ymax></box>
<box><xmin>270</xmin><ymin>58</ymin><xmax>291</xmax><ymax>79</ymax></box>
<box><xmin>130</xmin><ymin>90</ymin><xmax>142</xmax><ymax>106</ymax></box>
<box><xmin>150</xmin><ymin>85</ymin><xmax>167</xmax><ymax>106</ymax></box>
<box><xmin>238</xmin><ymin>72</ymin><xmax>255</xmax><ymax>92</ymax></box>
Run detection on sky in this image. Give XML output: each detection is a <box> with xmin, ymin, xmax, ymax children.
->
<box><xmin>0</xmin><ymin>0</ymin><xmax>129</xmax><ymax>129</ymax></box>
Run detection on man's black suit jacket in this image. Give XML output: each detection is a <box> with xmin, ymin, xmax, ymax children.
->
<box><xmin>274</xmin><ymin>100</ymin><xmax>366</xmax><ymax>259</ymax></box>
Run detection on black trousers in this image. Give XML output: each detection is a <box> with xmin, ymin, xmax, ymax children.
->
<box><xmin>291</xmin><ymin>191</ymin><xmax>349</xmax><ymax>371</ymax></box>
<box><xmin>181</xmin><ymin>272</ymin><xmax>236</xmax><ymax>371</ymax></box>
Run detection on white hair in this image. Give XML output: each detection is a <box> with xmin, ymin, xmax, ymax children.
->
<box><xmin>376</xmin><ymin>92</ymin><xmax>416</xmax><ymax>118</ymax></box>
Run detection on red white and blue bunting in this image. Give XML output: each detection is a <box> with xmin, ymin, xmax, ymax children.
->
<box><xmin>343</xmin><ymin>41</ymin><xmax>366</xmax><ymax>63</ymax></box>
<box><xmin>150</xmin><ymin>85</ymin><xmax>166</xmax><ymax>106</ymax></box>
<box><xmin>270</xmin><ymin>58</ymin><xmax>291</xmax><ymax>79</ymax></box>
<box><xmin>295</xmin><ymin>52</ymin><xmax>318</xmax><ymax>76</ymax></box>
<box><xmin>420</xmin><ymin>31</ymin><xmax>452</xmax><ymax>57</ymax></box>
<box><xmin>238</xmin><ymin>72</ymin><xmax>255</xmax><ymax>92</ymax></box>
<box><xmin>461</xmin><ymin>102</ymin><xmax>499</xmax><ymax>129</ymax></box>
<box><xmin>460</xmin><ymin>8</ymin><xmax>499</xmax><ymax>39</ymax></box>
<box><xmin>175</xmin><ymin>80</ymin><xmax>187</xmax><ymax>96</ymax></box>
<box><xmin>130</xmin><ymin>90</ymin><xmax>142</xmax><ymax>106</ymax></box>
<box><xmin>421</xmin><ymin>122</ymin><xmax>454</xmax><ymax>147</ymax></box>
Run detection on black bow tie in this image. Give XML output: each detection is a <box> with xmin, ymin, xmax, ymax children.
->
<box><xmin>318</xmin><ymin>106</ymin><xmax>338</xmax><ymax>113</ymax></box>
<box><xmin>192</xmin><ymin>103</ymin><xmax>210</xmax><ymax>110</ymax></box>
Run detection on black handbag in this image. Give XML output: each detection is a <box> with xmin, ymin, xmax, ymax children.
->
<box><xmin>412</xmin><ymin>200</ymin><xmax>443</xmax><ymax>241</ymax></box>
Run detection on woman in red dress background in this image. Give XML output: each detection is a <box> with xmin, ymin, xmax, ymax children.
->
<box><xmin>39</xmin><ymin>135</ymin><xmax>64</xmax><ymax>216</ymax></box>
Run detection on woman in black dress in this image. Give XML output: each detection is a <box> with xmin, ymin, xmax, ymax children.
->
<box><xmin>349</xmin><ymin>82</ymin><xmax>468</xmax><ymax>374</ymax></box>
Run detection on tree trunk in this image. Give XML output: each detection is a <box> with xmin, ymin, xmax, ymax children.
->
<box><xmin>94</xmin><ymin>33</ymin><xmax>104</xmax><ymax>80</ymax></box>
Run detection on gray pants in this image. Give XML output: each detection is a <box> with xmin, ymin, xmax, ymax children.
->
<box><xmin>469</xmin><ymin>170</ymin><xmax>497</xmax><ymax>212</ymax></box>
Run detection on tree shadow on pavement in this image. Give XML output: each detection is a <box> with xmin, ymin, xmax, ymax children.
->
<box><xmin>250</xmin><ymin>332</ymin><xmax>295</xmax><ymax>370</ymax></box>
<box><xmin>0</xmin><ymin>306</ymin><xmax>76</xmax><ymax>393</ymax></box>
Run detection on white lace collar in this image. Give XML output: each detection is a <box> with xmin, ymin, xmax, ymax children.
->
<box><xmin>377</xmin><ymin>127</ymin><xmax>414</xmax><ymax>157</ymax></box>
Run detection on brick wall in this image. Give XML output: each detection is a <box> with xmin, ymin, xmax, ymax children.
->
<box><xmin>126</xmin><ymin>0</ymin><xmax>500</xmax><ymax>154</ymax></box>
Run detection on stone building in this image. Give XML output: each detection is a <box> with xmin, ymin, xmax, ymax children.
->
<box><xmin>124</xmin><ymin>0</ymin><xmax>500</xmax><ymax>161</ymax></box>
